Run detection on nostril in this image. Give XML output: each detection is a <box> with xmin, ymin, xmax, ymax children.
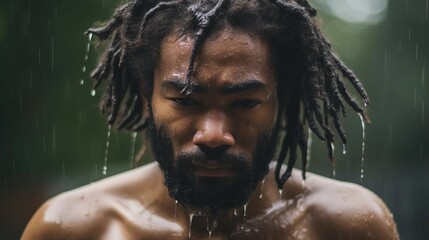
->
<box><xmin>197</xmin><ymin>145</ymin><xmax>229</xmax><ymax>160</ymax></box>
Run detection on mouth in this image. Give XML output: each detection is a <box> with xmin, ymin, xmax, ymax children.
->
<box><xmin>191</xmin><ymin>162</ymin><xmax>236</xmax><ymax>177</ymax></box>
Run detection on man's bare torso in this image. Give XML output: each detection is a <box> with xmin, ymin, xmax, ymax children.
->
<box><xmin>22</xmin><ymin>162</ymin><xmax>399</xmax><ymax>239</ymax></box>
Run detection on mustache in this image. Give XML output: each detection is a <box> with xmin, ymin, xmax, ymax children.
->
<box><xmin>175</xmin><ymin>147</ymin><xmax>250</xmax><ymax>169</ymax></box>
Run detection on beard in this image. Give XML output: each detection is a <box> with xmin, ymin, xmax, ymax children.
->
<box><xmin>147</xmin><ymin>117</ymin><xmax>280</xmax><ymax>214</ymax></box>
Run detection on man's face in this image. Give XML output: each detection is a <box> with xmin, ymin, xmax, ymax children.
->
<box><xmin>147</xmin><ymin>27</ymin><xmax>280</xmax><ymax>213</ymax></box>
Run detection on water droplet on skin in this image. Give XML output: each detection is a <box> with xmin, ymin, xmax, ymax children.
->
<box><xmin>358</xmin><ymin>113</ymin><xmax>366</xmax><ymax>182</ymax></box>
<box><xmin>90</xmin><ymin>89</ymin><xmax>96</xmax><ymax>96</ymax></box>
<box><xmin>102</xmin><ymin>125</ymin><xmax>112</xmax><ymax>176</ymax></box>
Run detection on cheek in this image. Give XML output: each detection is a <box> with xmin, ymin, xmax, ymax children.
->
<box><xmin>233</xmin><ymin>102</ymin><xmax>278</xmax><ymax>152</ymax></box>
<box><xmin>151</xmin><ymin>98</ymin><xmax>196</xmax><ymax>151</ymax></box>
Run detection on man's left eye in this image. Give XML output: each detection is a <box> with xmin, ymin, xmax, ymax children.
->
<box><xmin>169</xmin><ymin>97</ymin><xmax>198</xmax><ymax>106</ymax></box>
<box><xmin>231</xmin><ymin>100</ymin><xmax>261</xmax><ymax>109</ymax></box>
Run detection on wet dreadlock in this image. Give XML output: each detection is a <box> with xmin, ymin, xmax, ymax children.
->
<box><xmin>86</xmin><ymin>0</ymin><xmax>370</xmax><ymax>190</ymax></box>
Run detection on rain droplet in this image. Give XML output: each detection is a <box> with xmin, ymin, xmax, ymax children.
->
<box><xmin>426</xmin><ymin>0</ymin><xmax>428</xmax><ymax>20</ymax></box>
<box><xmin>82</xmin><ymin>66</ymin><xmax>86</xmax><ymax>73</ymax></box>
<box><xmin>342</xmin><ymin>144</ymin><xmax>346</xmax><ymax>155</ymax></box>
<box><xmin>102</xmin><ymin>125</ymin><xmax>112</xmax><ymax>175</ymax></box>
<box><xmin>422</xmin><ymin>101</ymin><xmax>425</xmax><ymax>125</ymax></box>
<box><xmin>51</xmin><ymin>35</ymin><xmax>54</xmax><ymax>72</ymax></box>
<box><xmin>80</xmin><ymin>79</ymin><xmax>84</xmax><ymax>85</ymax></box>
<box><xmin>414</xmin><ymin>88</ymin><xmax>417</xmax><ymax>106</ymax></box>
<box><xmin>90</xmin><ymin>89</ymin><xmax>96</xmax><ymax>96</ymax></box>
<box><xmin>408</xmin><ymin>28</ymin><xmax>411</xmax><ymax>41</ymax></box>
<box><xmin>358</xmin><ymin>113</ymin><xmax>366</xmax><ymax>182</ymax></box>
<box><xmin>415</xmin><ymin>43</ymin><xmax>419</xmax><ymax>60</ymax></box>
<box><xmin>130</xmin><ymin>132</ymin><xmax>138</xmax><ymax>165</ymax></box>
<box><xmin>279</xmin><ymin>189</ymin><xmax>283</xmax><ymax>197</ymax></box>
<box><xmin>422</xmin><ymin>68</ymin><xmax>425</xmax><ymax>88</ymax></box>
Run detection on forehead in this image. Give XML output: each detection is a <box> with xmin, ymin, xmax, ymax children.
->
<box><xmin>154</xmin><ymin>27</ymin><xmax>276</xmax><ymax>89</ymax></box>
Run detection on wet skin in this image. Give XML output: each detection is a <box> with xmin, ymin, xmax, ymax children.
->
<box><xmin>22</xmin><ymin>27</ymin><xmax>399</xmax><ymax>239</ymax></box>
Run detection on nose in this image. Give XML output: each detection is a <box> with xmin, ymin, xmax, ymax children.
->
<box><xmin>193</xmin><ymin>111</ymin><xmax>235</xmax><ymax>149</ymax></box>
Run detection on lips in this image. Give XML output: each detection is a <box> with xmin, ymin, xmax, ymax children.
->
<box><xmin>191</xmin><ymin>162</ymin><xmax>236</xmax><ymax>177</ymax></box>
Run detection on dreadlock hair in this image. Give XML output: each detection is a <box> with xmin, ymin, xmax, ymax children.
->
<box><xmin>86</xmin><ymin>0</ymin><xmax>370</xmax><ymax>190</ymax></box>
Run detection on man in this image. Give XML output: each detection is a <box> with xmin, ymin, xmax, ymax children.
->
<box><xmin>22</xmin><ymin>0</ymin><xmax>399</xmax><ymax>239</ymax></box>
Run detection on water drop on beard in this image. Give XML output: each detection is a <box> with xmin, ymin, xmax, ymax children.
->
<box><xmin>259</xmin><ymin>178</ymin><xmax>266</xmax><ymax>199</ymax></box>
<box><xmin>188</xmin><ymin>213</ymin><xmax>194</xmax><ymax>239</ymax></box>
<box><xmin>358</xmin><ymin>113</ymin><xmax>366</xmax><ymax>182</ymax></box>
<box><xmin>102</xmin><ymin>125</ymin><xmax>112</xmax><ymax>175</ymax></box>
<box><xmin>206</xmin><ymin>216</ymin><xmax>218</xmax><ymax>239</ymax></box>
<box><xmin>174</xmin><ymin>200</ymin><xmax>178</xmax><ymax>219</ymax></box>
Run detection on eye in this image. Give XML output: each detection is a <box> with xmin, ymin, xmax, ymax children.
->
<box><xmin>231</xmin><ymin>99</ymin><xmax>262</xmax><ymax>109</ymax></box>
<box><xmin>169</xmin><ymin>97</ymin><xmax>198</xmax><ymax>106</ymax></box>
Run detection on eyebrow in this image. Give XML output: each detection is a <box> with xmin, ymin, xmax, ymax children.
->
<box><xmin>161</xmin><ymin>79</ymin><xmax>267</xmax><ymax>94</ymax></box>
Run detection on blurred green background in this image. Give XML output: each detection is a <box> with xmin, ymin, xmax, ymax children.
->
<box><xmin>0</xmin><ymin>0</ymin><xmax>428</xmax><ymax>239</ymax></box>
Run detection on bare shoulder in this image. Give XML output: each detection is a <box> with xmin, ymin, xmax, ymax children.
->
<box><xmin>301</xmin><ymin>171</ymin><xmax>399</xmax><ymax>240</ymax></box>
<box><xmin>21</xmin><ymin>162</ymin><xmax>163</xmax><ymax>240</ymax></box>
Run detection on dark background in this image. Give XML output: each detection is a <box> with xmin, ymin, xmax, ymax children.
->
<box><xmin>0</xmin><ymin>0</ymin><xmax>428</xmax><ymax>239</ymax></box>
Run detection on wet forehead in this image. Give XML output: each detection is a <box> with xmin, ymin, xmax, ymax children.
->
<box><xmin>155</xmin><ymin>27</ymin><xmax>276</xmax><ymax>90</ymax></box>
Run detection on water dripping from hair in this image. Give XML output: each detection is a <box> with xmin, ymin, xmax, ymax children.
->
<box><xmin>306</xmin><ymin>127</ymin><xmax>313</xmax><ymax>167</ymax></box>
<box><xmin>331</xmin><ymin>142</ymin><xmax>336</xmax><ymax>179</ymax></box>
<box><xmin>102</xmin><ymin>125</ymin><xmax>112</xmax><ymax>175</ymax></box>
<box><xmin>358</xmin><ymin>113</ymin><xmax>366</xmax><ymax>182</ymax></box>
<box><xmin>80</xmin><ymin>32</ymin><xmax>93</xmax><ymax>85</ymax></box>
<box><xmin>129</xmin><ymin>132</ymin><xmax>138</xmax><ymax>165</ymax></box>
